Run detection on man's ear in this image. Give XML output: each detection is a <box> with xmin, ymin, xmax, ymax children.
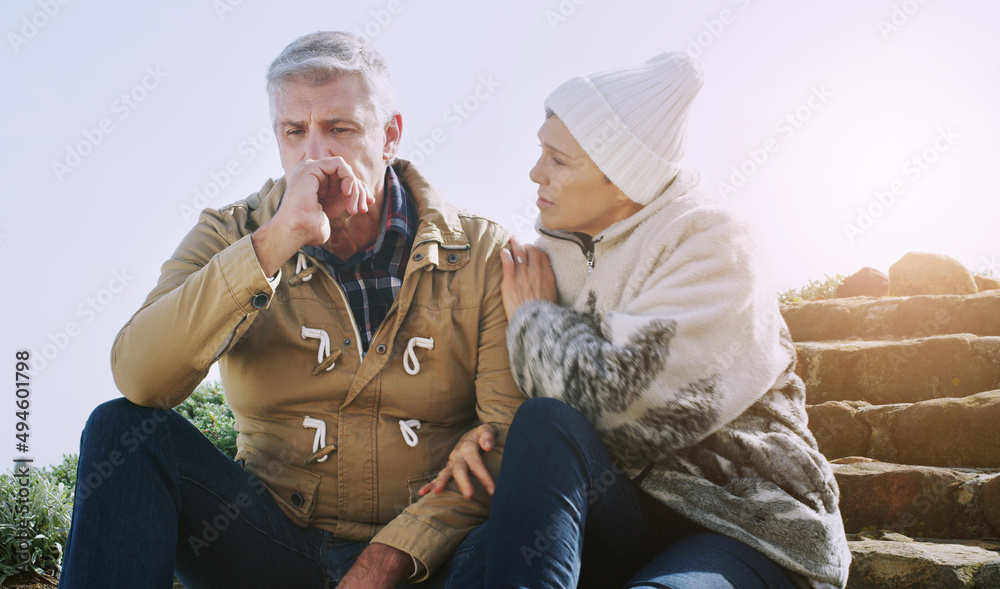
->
<box><xmin>383</xmin><ymin>113</ymin><xmax>402</xmax><ymax>161</ymax></box>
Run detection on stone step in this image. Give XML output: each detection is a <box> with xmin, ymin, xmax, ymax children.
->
<box><xmin>781</xmin><ymin>291</ymin><xmax>1000</xmax><ymax>342</ymax></box>
<box><xmin>832</xmin><ymin>460</ymin><xmax>1000</xmax><ymax>539</ymax></box>
<box><xmin>808</xmin><ymin>390</ymin><xmax>1000</xmax><ymax>467</ymax></box>
<box><xmin>795</xmin><ymin>335</ymin><xmax>1000</xmax><ymax>405</ymax></box>
<box><xmin>847</xmin><ymin>533</ymin><xmax>1000</xmax><ymax>588</ymax></box>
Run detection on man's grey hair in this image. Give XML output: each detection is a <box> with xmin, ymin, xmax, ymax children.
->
<box><xmin>266</xmin><ymin>31</ymin><xmax>397</xmax><ymax>129</ymax></box>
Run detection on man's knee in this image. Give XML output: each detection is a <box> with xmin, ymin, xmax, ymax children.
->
<box><xmin>82</xmin><ymin>397</ymin><xmax>174</xmax><ymax>451</ymax></box>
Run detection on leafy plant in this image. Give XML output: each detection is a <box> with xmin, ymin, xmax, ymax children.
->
<box><xmin>41</xmin><ymin>454</ymin><xmax>78</xmax><ymax>490</ymax></box>
<box><xmin>175</xmin><ymin>380</ymin><xmax>238</xmax><ymax>459</ymax></box>
<box><xmin>778</xmin><ymin>273</ymin><xmax>845</xmax><ymax>304</ymax></box>
<box><xmin>0</xmin><ymin>467</ymin><xmax>73</xmax><ymax>584</ymax></box>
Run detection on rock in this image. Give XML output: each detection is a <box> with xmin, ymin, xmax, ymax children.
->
<box><xmin>780</xmin><ymin>291</ymin><xmax>1000</xmax><ymax>342</ymax></box>
<box><xmin>889</xmin><ymin>252</ymin><xmax>977</xmax><ymax>296</ymax></box>
<box><xmin>833</xmin><ymin>462</ymin><xmax>995</xmax><ymax>539</ymax></box>
<box><xmin>848</xmin><ymin>537</ymin><xmax>1000</xmax><ymax>588</ymax></box>
<box><xmin>833</xmin><ymin>456</ymin><xmax>879</xmax><ymax>464</ymax></box>
<box><xmin>891</xmin><ymin>390</ymin><xmax>1000</xmax><ymax>468</ymax></box>
<box><xmin>975</xmin><ymin>274</ymin><xmax>1000</xmax><ymax>292</ymax></box>
<box><xmin>810</xmin><ymin>392</ymin><xmax>1000</xmax><ymax>468</ymax></box>
<box><xmin>806</xmin><ymin>401</ymin><xmax>871</xmax><ymax>460</ymax></box>
<box><xmin>982</xmin><ymin>475</ymin><xmax>1000</xmax><ymax>535</ymax></box>
<box><xmin>837</xmin><ymin>267</ymin><xmax>889</xmax><ymax>298</ymax></box>
<box><xmin>795</xmin><ymin>335</ymin><xmax>1000</xmax><ymax>405</ymax></box>
<box><xmin>856</xmin><ymin>404</ymin><xmax>909</xmax><ymax>463</ymax></box>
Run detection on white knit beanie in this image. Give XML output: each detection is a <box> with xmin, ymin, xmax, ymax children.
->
<box><xmin>544</xmin><ymin>51</ymin><xmax>704</xmax><ymax>205</ymax></box>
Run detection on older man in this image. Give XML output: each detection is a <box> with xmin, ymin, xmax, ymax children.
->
<box><xmin>58</xmin><ymin>32</ymin><xmax>522</xmax><ymax>588</ymax></box>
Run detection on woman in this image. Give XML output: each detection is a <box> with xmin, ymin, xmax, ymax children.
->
<box><xmin>422</xmin><ymin>52</ymin><xmax>850</xmax><ymax>588</ymax></box>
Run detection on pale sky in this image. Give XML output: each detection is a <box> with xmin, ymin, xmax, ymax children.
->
<box><xmin>4</xmin><ymin>0</ymin><xmax>999</xmax><ymax>466</ymax></box>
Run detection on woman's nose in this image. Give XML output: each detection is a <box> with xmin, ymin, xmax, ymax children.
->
<box><xmin>529</xmin><ymin>158</ymin><xmax>545</xmax><ymax>185</ymax></box>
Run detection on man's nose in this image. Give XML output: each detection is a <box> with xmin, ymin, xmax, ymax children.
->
<box><xmin>305</xmin><ymin>133</ymin><xmax>332</xmax><ymax>160</ymax></box>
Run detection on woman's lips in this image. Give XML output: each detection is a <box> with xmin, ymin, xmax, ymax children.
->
<box><xmin>536</xmin><ymin>194</ymin><xmax>554</xmax><ymax>208</ymax></box>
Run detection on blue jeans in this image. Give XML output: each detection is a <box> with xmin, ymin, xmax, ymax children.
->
<box><xmin>485</xmin><ymin>398</ymin><xmax>798</xmax><ymax>589</ymax></box>
<box><xmin>58</xmin><ymin>398</ymin><xmax>485</xmax><ymax>589</ymax></box>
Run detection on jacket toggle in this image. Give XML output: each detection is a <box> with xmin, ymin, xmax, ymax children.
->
<box><xmin>302</xmin><ymin>415</ymin><xmax>337</xmax><ymax>464</ymax></box>
<box><xmin>289</xmin><ymin>253</ymin><xmax>318</xmax><ymax>286</ymax></box>
<box><xmin>403</xmin><ymin>336</ymin><xmax>434</xmax><ymax>375</ymax></box>
<box><xmin>301</xmin><ymin>326</ymin><xmax>339</xmax><ymax>373</ymax></box>
<box><xmin>399</xmin><ymin>419</ymin><xmax>422</xmax><ymax>447</ymax></box>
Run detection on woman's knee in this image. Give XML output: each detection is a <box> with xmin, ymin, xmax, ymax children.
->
<box><xmin>511</xmin><ymin>397</ymin><xmax>594</xmax><ymax>436</ymax></box>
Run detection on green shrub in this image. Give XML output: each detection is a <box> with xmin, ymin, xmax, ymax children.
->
<box><xmin>0</xmin><ymin>467</ymin><xmax>73</xmax><ymax>583</ymax></box>
<box><xmin>42</xmin><ymin>454</ymin><xmax>78</xmax><ymax>489</ymax></box>
<box><xmin>175</xmin><ymin>380</ymin><xmax>238</xmax><ymax>459</ymax></box>
<box><xmin>778</xmin><ymin>273</ymin><xmax>845</xmax><ymax>304</ymax></box>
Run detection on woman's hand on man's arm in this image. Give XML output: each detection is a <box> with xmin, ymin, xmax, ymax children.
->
<box><xmin>418</xmin><ymin>423</ymin><xmax>498</xmax><ymax>500</ymax></box>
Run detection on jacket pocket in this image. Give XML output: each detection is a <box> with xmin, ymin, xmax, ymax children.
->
<box><xmin>407</xmin><ymin>473</ymin><xmax>438</xmax><ymax>505</ymax></box>
<box><xmin>237</xmin><ymin>444</ymin><xmax>322</xmax><ymax>522</ymax></box>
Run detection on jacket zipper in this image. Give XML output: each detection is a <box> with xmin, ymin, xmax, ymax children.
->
<box><xmin>300</xmin><ymin>251</ymin><xmax>365</xmax><ymax>363</ymax></box>
<box><xmin>537</xmin><ymin>228</ymin><xmax>597</xmax><ymax>277</ymax></box>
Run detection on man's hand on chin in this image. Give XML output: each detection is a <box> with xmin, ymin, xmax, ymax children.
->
<box><xmin>337</xmin><ymin>543</ymin><xmax>415</xmax><ymax>588</ymax></box>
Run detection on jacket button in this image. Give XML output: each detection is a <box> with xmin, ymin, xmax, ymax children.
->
<box><xmin>343</xmin><ymin>338</ymin><xmax>351</xmax><ymax>346</ymax></box>
<box><xmin>447</xmin><ymin>254</ymin><xmax>459</xmax><ymax>263</ymax></box>
<box><xmin>376</xmin><ymin>344</ymin><xmax>387</xmax><ymax>354</ymax></box>
<box><xmin>235</xmin><ymin>458</ymin><xmax>245</xmax><ymax>468</ymax></box>
<box><xmin>290</xmin><ymin>492</ymin><xmax>304</xmax><ymax>508</ymax></box>
<box><xmin>413</xmin><ymin>253</ymin><xmax>424</xmax><ymax>262</ymax></box>
<box><xmin>251</xmin><ymin>292</ymin><xmax>269</xmax><ymax>309</ymax></box>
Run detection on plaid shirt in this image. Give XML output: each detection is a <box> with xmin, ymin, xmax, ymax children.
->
<box><xmin>303</xmin><ymin>166</ymin><xmax>417</xmax><ymax>353</ymax></box>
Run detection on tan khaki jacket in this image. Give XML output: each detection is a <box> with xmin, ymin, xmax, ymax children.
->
<box><xmin>111</xmin><ymin>161</ymin><xmax>524</xmax><ymax>578</ymax></box>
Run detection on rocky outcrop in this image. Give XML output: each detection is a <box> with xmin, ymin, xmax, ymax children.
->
<box><xmin>889</xmin><ymin>252</ymin><xmax>977</xmax><ymax>296</ymax></box>
<box><xmin>781</xmin><ymin>282</ymin><xmax>1000</xmax><ymax>587</ymax></box>
<box><xmin>808</xmin><ymin>391</ymin><xmax>1000</xmax><ymax>467</ymax></box>
<box><xmin>795</xmin><ymin>335</ymin><xmax>1000</xmax><ymax>405</ymax></box>
<box><xmin>833</xmin><ymin>461</ymin><xmax>998</xmax><ymax>538</ymax></box>
<box><xmin>847</xmin><ymin>535</ymin><xmax>1000</xmax><ymax>588</ymax></box>
<box><xmin>782</xmin><ymin>291</ymin><xmax>1000</xmax><ymax>342</ymax></box>
<box><xmin>837</xmin><ymin>267</ymin><xmax>889</xmax><ymax>298</ymax></box>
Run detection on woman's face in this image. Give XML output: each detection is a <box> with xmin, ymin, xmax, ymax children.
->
<box><xmin>529</xmin><ymin>115</ymin><xmax>642</xmax><ymax>237</ymax></box>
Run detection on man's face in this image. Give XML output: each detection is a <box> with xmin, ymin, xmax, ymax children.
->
<box><xmin>275</xmin><ymin>74</ymin><xmax>400</xmax><ymax>227</ymax></box>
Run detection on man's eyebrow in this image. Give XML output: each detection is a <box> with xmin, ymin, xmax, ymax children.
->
<box><xmin>321</xmin><ymin>117</ymin><xmax>361</xmax><ymax>127</ymax></box>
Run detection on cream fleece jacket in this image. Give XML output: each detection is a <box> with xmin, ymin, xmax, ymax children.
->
<box><xmin>507</xmin><ymin>168</ymin><xmax>850</xmax><ymax>588</ymax></box>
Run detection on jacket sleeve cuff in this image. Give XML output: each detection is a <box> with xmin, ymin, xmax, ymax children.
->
<box><xmin>215</xmin><ymin>234</ymin><xmax>281</xmax><ymax>313</ymax></box>
<box><xmin>370</xmin><ymin>514</ymin><xmax>455</xmax><ymax>582</ymax></box>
